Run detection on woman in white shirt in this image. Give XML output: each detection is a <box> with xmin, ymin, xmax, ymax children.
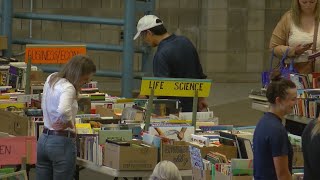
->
<box><xmin>36</xmin><ymin>55</ymin><xmax>96</xmax><ymax>180</ymax></box>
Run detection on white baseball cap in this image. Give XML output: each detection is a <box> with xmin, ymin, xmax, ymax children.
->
<box><xmin>133</xmin><ymin>15</ymin><xmax>163</xmax><ymax>40</ymax></box>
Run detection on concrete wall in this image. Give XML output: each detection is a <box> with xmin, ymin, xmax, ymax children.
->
<box><xmin>11</xmin><ymin>0</ymin><xmax>292</xmax><ymax>91</ymax></box>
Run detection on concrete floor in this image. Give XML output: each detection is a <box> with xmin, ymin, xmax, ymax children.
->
<box><xmin>27</xmin><ymin>83</ymin><xmax>262</xmax><ymax>180</ymax></box>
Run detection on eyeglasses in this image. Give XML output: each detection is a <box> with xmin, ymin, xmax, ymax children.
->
<box><xmin>141</xmin><ymin>31</ymin><xmax>148</xmax><ymax>38</ymax></box>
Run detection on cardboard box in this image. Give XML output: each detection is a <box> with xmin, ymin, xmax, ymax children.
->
<box><xmin>292</xmin><ymin>146</ymin><xmax>303</xmax><ymax>167</ymax></box>
<box><xmin>0</xmin><ymin>110</ymin><xmax>28</xmax><ymax>136</ymax></box>
<box><xmin>104</xmin><ymin>141</ymin><xmax>157</xmax><ymax>170</ymax></box>
<box><xmin>197</xmin><ymin>145</ymin><xmax>238</xmax><ymax>160</ymax></box>
<box><xmin>292</xmin><ymin>173</ymin><xmax>304</xmax><ymax>180</ymax></box>
<box><xmin>161</xmin><ymin>142</ymin><xmax>238</xmax><ymax>170</ymax></box>
<box><xmin>192</xmin><ymin>168</ymin><xmax>211</xmax><ymax>180</ymax></box>
<box><xmin>96</xmin><ymin>105</ymin><xmax>120</xmax><ymax>119</ymax></box>
<box><xmin>215</xmin><ymin>171</ymin><xmax>253</xmax><ymax>180</ymax></box>
<box><xmin>30</xmin><ymin>71</ymin><xmax>45</xmax><ymax>84</ymax></box>
<box><xmin>161</xmin><ymin>141</ymin><xmax>191</xmax><ymax>170</ymax></box>
<box><xmin>0</xmin><ymin>36</ymin><xmax>8</xmax><ymax>50</ymax></box>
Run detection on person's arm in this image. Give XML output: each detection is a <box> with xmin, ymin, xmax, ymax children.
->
<box><xmin>198</xmin><ymin>97</ymin><xmax>208</xmax><ymax>111</ymax></box>
<box><xmin>154</xmin><ymin>127</ymin><xmax>165</xmax><ymax>137</ymax></box>
<box><xmin>273</xmin><ymin>156</ymin><xmax>292</xmax><ymax>180</ymax></box>
<box><xmin>270</xmin><ymin>11</ymin><xmax>296</xmax><ymax>58</ymax></box>
<box><xmin>270</xmin><ymin>128</ymin><xmax>292</xmax><ymax>180</ymax></box>
<box><xmin>177</xmin><ymin>127</ymin><xmax>187</xmax><ymax>140</ymax></box>
<box><xmin>52</xmin><ymin>84</ymin><xmax>76</xmax><ymax>130</ymax></box>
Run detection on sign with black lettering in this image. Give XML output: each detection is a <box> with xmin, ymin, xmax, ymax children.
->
<box><xmin>25</xmin><ymin>44</ymin><xmax>86</xmax><ymax>64</ymax></box>
<box><xmin>0</xmin><ymin>137</ymin><xmax>36</xmax><ymax>165</ymax></box>
<box><xmin>140</xmin><ymin>77</ymin><xmax>211</xmax><ymax>97</ymax></box>
<box><xmin>161</xmin><ymin>142</ymin><xmax>191</xmax><ymax>170</ymax></box>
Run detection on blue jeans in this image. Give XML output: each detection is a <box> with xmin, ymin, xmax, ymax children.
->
<box><xmin>36</xmin><ymin>133</ymin><xmax>76</xmax><ymax>180</ymax></box>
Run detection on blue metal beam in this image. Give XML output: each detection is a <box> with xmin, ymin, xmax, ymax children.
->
<box><xmin>14</xmin><ymin>12</ymin><xmax>125</xmax><ymax>26</ymax></box>
<box><xmin>13</xmin><ymin>38</ymin><xmax>146</xmax><ymax>53</ymax></box>
<box><xmin>136</xmin><ymin>1</ymin><xmax>154</xmax><ymax>13</ymax></box>
<box><xmin>141</xmin><ymin>46</ymin><xmax>153</xmax><ymax>74</ymax></box>
<box><xmin>2</xmin><ymin>0</ymin><xmax>13</xmax><ymax>57</ymax></box>
<box><xmin>122</xmin><ymin>0</ymin><xmax>136</xmax><ymax>98</ymax></box>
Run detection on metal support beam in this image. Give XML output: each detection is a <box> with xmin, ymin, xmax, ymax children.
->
<box><xmin>37</xmin><ymin>65</ymin><xmax>144</xmax><ymax>79</ymax></box>
<box><xmin>13</xmin><ymin>38</ymin><xmax>146</xmax><ymax>53</ymax></box>
<box><xmin>122</xmin><ymin>0</ymin><xmax>136</xmax><ymax>98</ymax></box>
<box><xmin>14</xmin><ymin>12</ymin><xmax>125</xmax><ymax>26</ymax></box>
<box><xmin>141</xmin><ymin>46</ymin><xmax>153</xmax><ymax>75</ymax></box>
<box><xmin>138</xmin><ymin>0</ymin><xmax>155</xmax><ymax>75</ymax></box>
<box><xmin>2</xmin><ymin>0</ymin><xmax>13</xmax><ymax>57</ymax></box>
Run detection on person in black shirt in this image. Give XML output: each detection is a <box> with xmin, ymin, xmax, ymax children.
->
<box><xmin>134</xmin><ymin>15</ymin><xmax>207</xmax><ymax>112</ymax></box>
<box><xmin>253</xmin><ymin>71</ymin><xmax>297</xmax><ymax>180</ymax></box>
<box><xmin>302</xmin><ymin>117</ymin><xmax>320</xmax><ymax>179</ymax></box>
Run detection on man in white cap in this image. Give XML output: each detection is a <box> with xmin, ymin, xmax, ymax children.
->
<box><xmin>134</xmin><ymin>15</ymin><xmax>207</xmax><ymax>112</ymax></box>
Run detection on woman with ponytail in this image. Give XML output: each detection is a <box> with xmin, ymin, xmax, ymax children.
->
<box><xmin>253</xmin><ymin>71</ymin><xmax>297</xmax><ymax>180</ymax></box>
<box><xmin>302</xmin><ymin>107</ymin><xmax>320</xmax><ymax>179</ymax></box>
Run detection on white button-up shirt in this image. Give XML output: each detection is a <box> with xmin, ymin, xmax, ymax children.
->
<box><xmin>42</xmin><ymin>73</ymin><xmax>78</xmax><ymax>131</ymax></box>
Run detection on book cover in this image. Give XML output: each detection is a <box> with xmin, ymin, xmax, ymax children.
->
<box><xmin>75</xmin><ymin>123</ymin><xmax>93</xmax><ymax>134</ymax></box>
<box><xmin>98</xmin><ymin>130</ymin><xmax>132</xmax><ymax>145</ymax></box>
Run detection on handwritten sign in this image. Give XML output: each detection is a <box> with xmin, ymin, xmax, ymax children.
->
<box><xmin>0</xmin><ymin>136</ymin><xmax>37</xmax><ymax>165</ymax></box>
<box><xmin>161</xmin><ymin>142</ymin><xmax>191</xmax><ymax>170</ymax></box>
<box><xmin>25</xmin><ymin>44</ymin><xmax>86</xmax><ymax>64</ymax></box>
<box><xmin>140</xmin><ymin>77</ymin><xmax>212</xmax><ymax>97</ymax></box>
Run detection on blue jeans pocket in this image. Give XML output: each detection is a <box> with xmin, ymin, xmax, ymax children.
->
<box><xmin>47</xmin><ymin>145</ymin><xmax>65</xmax><ymax>162</ymax></box>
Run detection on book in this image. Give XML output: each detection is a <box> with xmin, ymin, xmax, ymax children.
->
<box><xmin>142</xmin><ymin>133</ymin><xmax>161</xmax><ymax>148</ymax></box>
<box><xmin>75</xmin><ymin>123</ymin><xmax>93</xmax><ymax>134</ymax></box>
<box><xmin>230</xmin><ymin>159</ymin><xmax>253</xmax><ymax>176</ymax></box>
<box><xmin>98</xmin><ymin>130</ymin><xmax>132</xmax><ymax>145</ymax></box>
<box><xmin>149</xmin><ymin>125</ymin><xmax>194</xmax><ymax>141</ymax></box>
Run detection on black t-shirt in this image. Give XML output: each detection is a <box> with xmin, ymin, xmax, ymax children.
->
<box><xmin>153</xmin><ymin>34</ymin><xmax>206</xmax><ymax>112</ymax></box>
<box><xmin>302</xmin><ymin>119</ymin><xmax>320</xmax><ymax>180</ymax></box>
<box><xmin>253</xmin><ymin>112</ymin><xmax>293</xmax><ymax>180</ymax></box>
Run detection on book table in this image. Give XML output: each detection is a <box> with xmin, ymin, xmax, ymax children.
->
<box><xmin>75</xmin><ymin>158</ymin><xmax>192</xmax><ymax>180</ymax></box>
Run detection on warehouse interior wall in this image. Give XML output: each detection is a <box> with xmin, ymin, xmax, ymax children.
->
<box><xmin>11</xmin><ymin>0</ymin><xmax>290</xmax><ymax>90</ymax></box>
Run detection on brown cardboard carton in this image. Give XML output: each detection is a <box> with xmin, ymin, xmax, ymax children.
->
<box><xmin>192</xmin><ymin>168</ymin><xmax>211</xmax><ymax>180</ymax></box>
<box><xmin>197</xmin><ymin>145</ymin><xmax>238</xmax><ymax>160</ymax></box>
<box><xmin>215</xmin><ymin>171</ymin><xmax>253</xmax><ymax>180</ymax></box>
<box><xmin>30</xmin><ymin>71</ymin><xmax>45</xmax><ymax>84</ymax></box>
<box><xmin>161</xmin><ymin>141</ymin><xmax>191</xmax><ymax>170</ymax></box>
<box><xmin>0</xmin><ymin>36</ymin><xmax>8</xmax><ymax>50</ymax></box>
<box><xmin>0</xmin><ymin>110</ymin><xmax>28</xmax><ymax>136</ymax></box>
<box><xmin>292</xmin><ymin>146</ymin><xmax>303</xmax><ymax>167</ymax></box>
<box><xmin>104</xmin><ymin>141</ymin><xmax>157</xmax><ymax>170</ymax></box>
<box><xmin>161</xmin><ymin>142</ymin><xmax>238</xmax><ymax>170</ymax></box>
<box><xmin>96</xmin><ymin>105</ymin><xmax>121</xmax><ymax>119</ymax></box>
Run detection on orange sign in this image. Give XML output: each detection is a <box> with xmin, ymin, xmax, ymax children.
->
<box><xmin>25</xmin><ymin>44</ymin><xmax>86</xmax><ymax>64</ymax></box>
<box><xmin>0</xmin><ymin>136</ymin><xmax>37</xmax><ymax>165</ymax></box>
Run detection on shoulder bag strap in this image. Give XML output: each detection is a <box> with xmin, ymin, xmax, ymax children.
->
<box><xmin>312</xmin><ymin>19</ymin><xmax>319</xmax><ymax>53</ymax></box>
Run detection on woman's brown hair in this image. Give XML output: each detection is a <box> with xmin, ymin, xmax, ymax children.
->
<box><xmin>291</xmin><ymin>0</ymin><xmax>320</xmax><ymax>26</ymax></box>
<box><xmin>266</xmin><ymin>70</ymin><xmax>296</xmax><ymax>104</ymax></box>
<box><xmin>48</xmin><ymin>55</ymin><xmax>96</xmax><ymax>92</ymax></box>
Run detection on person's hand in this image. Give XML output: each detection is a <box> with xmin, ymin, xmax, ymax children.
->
<box><xmin>177</xmin><ymin>131</ymin><xmax>185</xmax><ymax>141</ymax></box>
<box><xmin>198</xmin><ymin>97</ymin><xmax>208</xmax><ymax>111</ymax></box>
<box><xmin>52</xmin><ymin>120</ymin><xmax>74</xmax><ymax>130</ymax></box>
<box><xmin>295</xmin><ymin>43</ymin><xmax>312</xmax><ymax>55</ymax></box>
